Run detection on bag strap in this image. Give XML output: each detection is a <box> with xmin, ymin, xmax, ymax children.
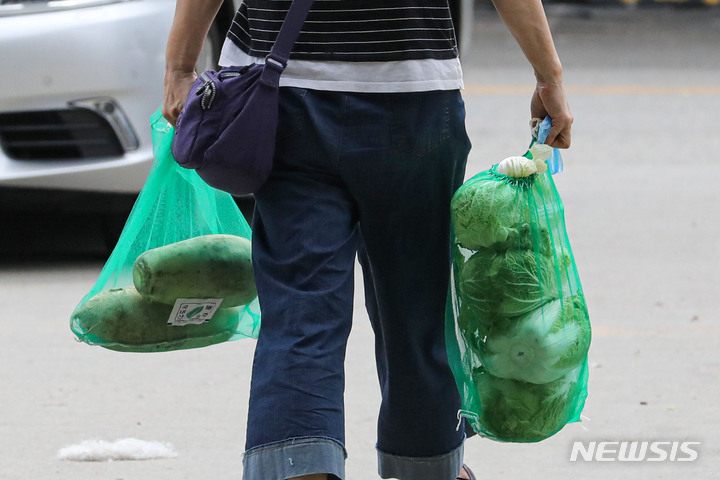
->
<box><xmin>265</xmin><ymin>0</ymin><xmax>315</xmax><ymax>72</ymax></box>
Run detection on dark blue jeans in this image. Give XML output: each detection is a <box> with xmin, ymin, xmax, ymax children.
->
<box><xmin>243</xmin><ymin>88</ymin><xmax>471</xmax><ymax>480</ymax></box>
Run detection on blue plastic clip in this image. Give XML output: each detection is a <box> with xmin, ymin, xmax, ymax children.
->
<box><xmin>534</xmin><ymin>116</ymin><xmax>564</xmax><ymax>175</ymax></box>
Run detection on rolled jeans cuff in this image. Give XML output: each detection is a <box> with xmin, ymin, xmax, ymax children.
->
<box><xmin>377</xmin><ymin>440</ymin><xmax>464</xmax><ymax>480</ymax></box>
<box><xmin>243</xmin><ymin>437</ymin><xmax>346</xmax><ymax>480</ymax></box>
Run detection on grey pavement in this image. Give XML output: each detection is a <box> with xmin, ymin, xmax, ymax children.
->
<box><xmin>1</xmin><ymin>5</ymin><xmax>719</xmax><ymax>480</ymax></box>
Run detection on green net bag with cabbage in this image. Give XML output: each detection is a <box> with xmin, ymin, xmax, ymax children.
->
<box><xmin>69</xmin><ymin>108</ymin><xmax>260</xmax><ymax>353</ymax></box>
<box><xmin>446</xmin><ymin>120</ymin><xmax>590</xmax><ymax>442</ymax></box>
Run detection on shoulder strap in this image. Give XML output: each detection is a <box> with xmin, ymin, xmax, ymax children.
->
<box><xmin>265</xmin><ymin>0</ymin><xmax>315</xmax><ymax>71</ymax></box>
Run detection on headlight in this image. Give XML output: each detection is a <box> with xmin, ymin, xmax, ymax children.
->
<box><xmin>0</xmin><ymin>0</ymin><xmax>129</xmax><ymax>16</ymax></box>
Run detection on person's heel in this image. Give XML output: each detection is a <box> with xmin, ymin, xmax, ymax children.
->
<box><xmin>458</xmin><ymin>464</ymin><xmax>476</xmax><ymax>480</ymax></box>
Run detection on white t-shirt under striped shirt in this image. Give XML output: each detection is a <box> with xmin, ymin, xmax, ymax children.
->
<box><xmin>219</xmin><ymin>0</ymin><xmax>464</xmax><ymax>93</ymax></box>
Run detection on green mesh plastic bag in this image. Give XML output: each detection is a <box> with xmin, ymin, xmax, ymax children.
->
<box><xmin>70</xmin><ymin>108</ymin><xmax>260</xmax><ymax>353</ymax></box>
<box><xmin>446</xmin><ymin>132</ymin><xmax>590</xmax><ymax>442</ymax></box>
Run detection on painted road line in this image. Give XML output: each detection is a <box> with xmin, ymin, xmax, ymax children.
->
<box><xmin>463</xmin><ymin>85</ymin><xmax>720</xmax><ymax>96</ymax></box>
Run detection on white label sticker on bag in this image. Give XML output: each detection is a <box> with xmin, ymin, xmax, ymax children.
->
<box><xmin>168</xmin><ymin>298</ymin><xmax>224</xmax><ymax>326</ymax></box>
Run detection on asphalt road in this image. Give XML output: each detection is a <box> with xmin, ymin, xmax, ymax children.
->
<box><xmin>1</xmin><ymin>5</ymin><xmax>719</xmax><ymax>480</ymax></box>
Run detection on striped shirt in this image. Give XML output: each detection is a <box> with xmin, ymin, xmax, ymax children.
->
<box><xmin>227</xmin><ymin>0</ymin><xmax>459</xmax><ymax>63</ymax></box>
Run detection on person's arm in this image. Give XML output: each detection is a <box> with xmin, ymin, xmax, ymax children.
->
<box><xmin>491</xmin><ymin>0</ymin><xmax>573</xmax><ymax>148</ymax></box>
<box><xmin>162</xmin><ymin>0</ymin><xmax>224</xmax><ymax>125</ymax></box>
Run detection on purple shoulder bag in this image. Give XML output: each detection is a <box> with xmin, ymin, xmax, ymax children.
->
<box><xmin>171</xmin><ymin>0</ymin><xmax>313</xmax><ymax>196</ymax></box>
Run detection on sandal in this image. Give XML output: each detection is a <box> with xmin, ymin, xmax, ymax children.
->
<box><xmin>458</xmin><ymin>464</ymin><xmax>477</xmax><ymax>480</ymax></box>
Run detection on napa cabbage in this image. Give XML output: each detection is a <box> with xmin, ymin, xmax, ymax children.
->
<box><xmin>481</xmin><ymin>295</ymin><xmax>591</xmax><ymax>384</ymax></box>
<box><xmin>458</xmin><ymin>249</ymin><xmax>561</xmax><ymax>318</ymax></box>
<box><xmin>451</xmin><ymin>179</ymin><xmax>523</xmax><ymax>250</ymax></box>
<box><xmin>495</xmin><ymin>222</ymin><xmax>552</xmax><ymax>257</ymax></box>
<box><xmin>450</xmin><ymin>178</ymin><xmax>554</xmax><ymax>255</ymax></box>
<box><xmin>496</xmin><ymin>156</ymin><xmax>538</xmax><ymax>178</ymax></box>
<box><xmin>472</xmin><ymin>364</ymin><xmax>587</xmax><ymax>442</ymax></box>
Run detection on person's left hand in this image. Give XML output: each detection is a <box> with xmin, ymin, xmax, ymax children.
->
<box><xmin>530</xmin><ymin>81</ymin><xmax>573</xmax><ymax>149</ymax></box>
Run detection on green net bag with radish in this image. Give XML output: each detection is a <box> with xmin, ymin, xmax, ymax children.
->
<box><xmin>446</xmin><ymin>118</ymin><xmax>591</xmax><ymax>442</ymax></box>
<box><xmin>70</xmin><ymin>108</ymin><xmax>260</xmax><ymax>353</ymax></box>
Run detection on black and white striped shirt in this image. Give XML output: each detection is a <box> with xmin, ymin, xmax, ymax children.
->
<box><xmin>227</xmin><ymin>0</ymin><xmax>459</xmax><ymax>63</ymax></box>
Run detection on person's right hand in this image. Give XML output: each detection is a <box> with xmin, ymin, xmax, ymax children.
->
<box><xmin>162</xmin><ymin>69</ymin><xmax>197</xmax><ymax>126</ymax></box>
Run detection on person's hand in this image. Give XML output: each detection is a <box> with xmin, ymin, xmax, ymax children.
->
<box><xmin>162</xmin><ymin>69</ymin><xmax>197</xmax><ymax>126</ymax></box>
<box><xmin>530</xmin><ymin>81</ymin><xmax>573</xmax><ymax>149</ymax></box>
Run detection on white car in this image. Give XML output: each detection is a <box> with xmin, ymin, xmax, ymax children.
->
<box><xmin>0</xmin><ymin>0</ymin><xmax>469</xmax><ymax>219</ymax></box>
<box><xmin>0</xmin><ymin>0</ymin><xmax>234</xmax><ymax>217</ymax></box>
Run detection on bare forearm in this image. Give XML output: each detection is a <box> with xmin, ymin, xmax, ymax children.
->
<box><xmin>163</xmin><ymin>0</ymin><xmax>224</xmax><ymax>124</ymax></box>
<box><xmin>491</xmin><ymin>0</ymin><xmax>572</xmax><ymax>148</ymax></box>
<box><xmin>165</xmin><ymin>0</ymin><xmax>224</xmax><ymax>73</ymax></box>
<box><xmin>491</xmin><ymin>0</ymin><xmax>563</xmax><ymax>83</ymax></box>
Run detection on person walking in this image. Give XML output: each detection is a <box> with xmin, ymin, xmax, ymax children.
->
<box><xmin>162</xmin><ymin>1</ymin><xmax>572</xmax><ymax>479</ymax></box>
